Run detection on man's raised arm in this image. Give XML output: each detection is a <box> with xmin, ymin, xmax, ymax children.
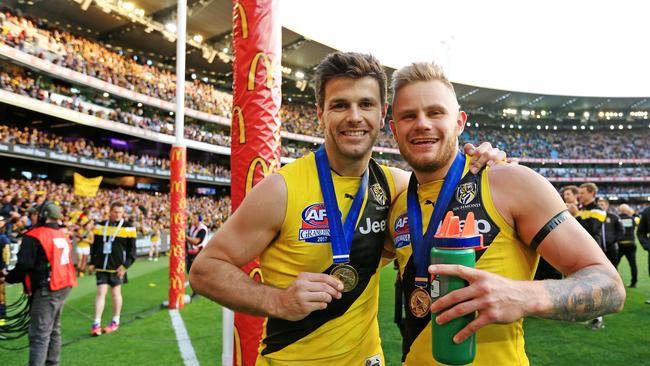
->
<box><xmin>429</xmin><ymin>164</ymin><xmax>625</xmax><ymax>343</ymax></box>
<box><xmin>189</xmin><ymin>174</ymin><xmax>343</xmax><ymax>321</ymax></box>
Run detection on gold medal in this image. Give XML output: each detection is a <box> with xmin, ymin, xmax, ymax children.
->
<box><xmin>330</xmin><ymin>264</ymin><xmax>359</xmax><ymax>292</ymax></box>
<box><xmin>409</xmin><ymin>287</ymin><xmax>431</xmax><ymax>318</ymax></box>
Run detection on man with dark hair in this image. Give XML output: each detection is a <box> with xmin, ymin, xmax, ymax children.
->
<box><xmin>597</xmin><ymin>197</ymin><xmax>624</xmax><ymax>266</ymax></box>
<box><xmin>387</xmin><ymin>61</ymin><xmax>624</xmax><ymax>365</ymax></box>
<box><xmin>561</xmin><ymin>185</ymin><xmax>579</xmax><ymax>215</ymax></box>
<box><xmin>89</xmin><ymin>201</ymin><xmax>136</xmax><ymax>336</ymax></box>
<box><xmin>0</xmin><ymin>203</ymin><xmax>76</xmax><ymax>366</ymax></box>
<box><xmin>190</xmin><ymin>52</ymin><xmax>504</xmax><ymax>365</ymax></box>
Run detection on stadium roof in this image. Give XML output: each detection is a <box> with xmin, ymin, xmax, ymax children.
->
<box><xmin>281</xmin><ymin>0</ymin><xmax>650</xmax><ymax>98</ymax></box>
<box><xmin>7</xmin><ymin>0</ymin><xmax>650</xmax><ymax>117</ymax></box>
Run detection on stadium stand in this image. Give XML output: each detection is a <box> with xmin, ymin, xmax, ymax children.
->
<box><xmin>462</xmin><ymin>128</ymin><xmax>650</xmax><ymax>159</ymax></box>
<box><xmin>0</xmin><ymin>178</ymin><xmax>231</xmax><ymax>243</ymax></box>
<box><xmin>0</xmin><ymin>5</ymin><xmax>648</xmax><ymax>207</ymax></box>
<box><xmin>0</xmin><ymin>10</ymin><xmax>232</xmax><ymax>117</ymax></box>
<box><xmin>0</xmin><ymin>123</ymin><xmax>230</xmax><ymax>179</ymax></box>
<box><xmin>0</xmin><ymin>3</ymin><xmax>649</xmax><ymax>366</ymax></box>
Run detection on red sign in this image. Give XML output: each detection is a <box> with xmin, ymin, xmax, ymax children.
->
<box><xmin>231</xmin><ymin>1</ymin><xmax>281</xmax><ymax>365</ymax></box>
<box><xmin>169</xmin><ymin>146</ymin><xmax>187</xmax><ymax>309</ymax></box>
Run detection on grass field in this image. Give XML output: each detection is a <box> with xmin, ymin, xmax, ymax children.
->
<box><xmin>2</xmin><ymin>255</ymin><xmax>649</xmax><ymax>365</ymax></box>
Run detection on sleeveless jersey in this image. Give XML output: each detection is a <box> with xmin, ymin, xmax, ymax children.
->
<box><xmin>151</xmin><ymin>228</ymin><xmax>161</xmax><ymax>244</ymax></box>
<box><xmin>257</xmin><ymin>152</ymin><xmax>395</xmax><ymax>366</ymax></box>
<box><xmin>25</xmin><ymin>226</ymin><xmax>77</xmax><ymax>291</ymax></box>
<box><xmin>77</xmin><ymin>228</ymin><xmax>92</xmax><ymax>248</ymax></box>
<box><xmin>389</xmin><ymin>158</ymin><xmax>538</xmax><ymax>366</ymax></box>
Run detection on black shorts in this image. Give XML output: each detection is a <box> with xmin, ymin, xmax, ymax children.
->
<box><xmin>96</xmin><ymin>271</ymin><xmax>128</xmax><ymax>287</ymax></box>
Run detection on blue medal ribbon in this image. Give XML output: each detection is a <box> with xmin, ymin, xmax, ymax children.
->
<box><xmin>315</xmin><ymin>147</ymin><xmax>369</xmax><ymax>264</ymax></box>
<box><xmin>407</xmin><ymin>151</ymin><xmax>466</xmax><ymax>287</ymax></box>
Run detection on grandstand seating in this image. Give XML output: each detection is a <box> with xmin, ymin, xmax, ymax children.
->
<box><xmin>0</xmin><ymin>178</ymin><xmax>231</xmax><ymax>244</ymax></box>
<box><xmin>0</xmin><ymin>7</ymin><xmax>648</xmax><ymax>205</ymax></box>
<box><xmin>462</xmin><ymin>128</ymin><xmax>650</xmax><ymax>159</ymax></box>
<box><xmin>0</xmin><ymin>124</ymin><xmax>230</xmax><ymax>178</ymax></box>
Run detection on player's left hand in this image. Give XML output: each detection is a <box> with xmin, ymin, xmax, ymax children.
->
<box><xmin>463</xmin><ymin>142</ymin><xmax>507</xmax><ymax>175</ymax></box>
<box><xmin>117</xmin><ymin>265</ymin><xmax>127</xmax><ymax>279</ymax></box>
<box><xmin>428</xmin><ymin>264</ymin><xmax>529</xmax><ymax>344</ymax></box>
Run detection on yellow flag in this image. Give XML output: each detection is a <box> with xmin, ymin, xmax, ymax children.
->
<box><xmin>73</xmin><ymin>173</ymin><xmax>103</xmax><ymax>197</ymax></box>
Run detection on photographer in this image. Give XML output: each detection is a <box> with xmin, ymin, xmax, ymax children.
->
<box><xmin>0</xmin><ymin>203</ymin><xmax>76</xmax><ymax>366</ymax></box>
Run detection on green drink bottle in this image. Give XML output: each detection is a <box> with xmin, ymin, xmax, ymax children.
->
<box><xmin>430</xmin><ymin>212</ymin><xmax>483</xmax><ymax>365</ymax></box>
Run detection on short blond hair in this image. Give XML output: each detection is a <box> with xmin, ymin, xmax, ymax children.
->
<box><xmin>580</xmin><ymin>182</ymin><xmax>598</xmax><ymax>195</ymax></box>
<box><xmin>391</xmin><ymin>61</ymin><xmax>457</xmax><ymax>104</ymax></box>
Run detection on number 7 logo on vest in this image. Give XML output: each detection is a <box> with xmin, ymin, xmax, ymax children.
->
<box><xmin>53</xmin><ymin>238</ymin><xmax>71</xmax><ymax>265</ymax></box>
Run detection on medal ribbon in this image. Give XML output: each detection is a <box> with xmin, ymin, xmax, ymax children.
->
<box><xmin>103</xmin><ymin>219</ymin><xmax>124</xmax><ymax>247</ymax></box>
<box><xmin>315</xmin><ymin>147</ymin><xmax>369</xmax><ymax>264</ymax></box>
<box><xmin>407</xmin><ymin>151</ymin><xmax>466</xmax><ymax>287</ymax></box>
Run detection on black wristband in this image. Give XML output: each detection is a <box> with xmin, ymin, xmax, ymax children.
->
<box><xmin>530</xmin><ymin>210</ymin><xmax>571</xmax><ymax>251</ymax></box>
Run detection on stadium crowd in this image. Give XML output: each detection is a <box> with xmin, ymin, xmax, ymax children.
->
<box><xmin>5</xmin><ymin>62</ymin><xmax>650</xmax><ymax>161</ymax></box>
<box><xmin>2</xmin><ymin>10</ymin><xmax>648</xmax><ymax>160</ymax></box>
<box><xmin>535</xmin><ymin>166</ymin><xmax>650</xmax><ymax>178</ymax></box>
<box><xmin>1</xmin><ymin>8</ymin><xmax>649</xmax><ymax>366</ymax></box>
<box><xmin>0</xmin><ymin>124</ymin><xmax>231</xmax><ymax>178</ymax></box>
<box><xmin>461</xmin><ymin>128</ymin><xmax>650</xmax><ymax>159</ymax></box>
<box><xmin>598</xmin><ymin>184</ymin><xmax>650</xmax><ymax>196</ymax></box>
<box><xmin>2</xmin><ymin>7</ymin><xmax>650</xmax><ymax>190</ymax></box>
<box><xmin>0</xmin><ymin>68</ymin><xmax>232</xmax><ymax>146</ymax></box>
<box><xmin>0</xmin><ymin>10</ymin><xmax>232</xmax><ymax>117</ymax></box>
<box><xmin>5</xmin><ymin>65</ymin><xmax>649</xmax><ymax>162</ymax></box>
<box><xmin>0</xmin><ymin>178</ymin><xmax>232</xmax><ymax>247</ymax></box>
<box><xmin>0</xmin><ymin>10</ymin><xmax>401</xmax><ymax>148</ymax></box>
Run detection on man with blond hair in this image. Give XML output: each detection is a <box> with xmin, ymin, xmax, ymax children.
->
<box><xmin>575</xmin><ymin>182</ymin><xmax>608</xmax><ymax>328</ymax></box>
<box><xmin>577</xmin><ymin>183</ymin><xmax>606</xmax><ymax>241</ymax></box>
<box><xmin>190</xmin><ymin>52</ymin><xmax>504</xmax><ymax>365</ymax></box>
<box><xmin>387</xmin><ymin>61</ymin><xmax>625</xmax><ymax>364</ymax></box>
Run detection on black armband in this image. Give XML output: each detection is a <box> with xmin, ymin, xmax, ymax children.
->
<box><xmin>530</xmin><ymin>210</ymin><xmax>571</xmax><ymax>251</ymax></box>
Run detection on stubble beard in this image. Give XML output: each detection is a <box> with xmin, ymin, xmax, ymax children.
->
<box><xmin>403</xmin><ymin>136</ymin><xmax>458</xmax><ymax>174</ymax></box>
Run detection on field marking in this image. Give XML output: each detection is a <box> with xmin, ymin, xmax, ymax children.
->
<box><xmin>169</xmin><ymin>309</ymin><xmax>200</xmax><ymax>366</ymax></box>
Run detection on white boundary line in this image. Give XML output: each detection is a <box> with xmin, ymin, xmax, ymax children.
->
<box><xmin>169</xmin><ymin>309</ymin><xmax>200</xmax><ymax>366</ymax></box>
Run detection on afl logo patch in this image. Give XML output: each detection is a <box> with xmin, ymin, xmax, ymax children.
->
<box><xmin>298</xmin><ymin>203</ymin><xmax>331</xmax><ymax>243</ymax></box>
<box><xmin>393</xmin><ymin>212</ymin><xmax>411</xmax><ymax>249</ymax></box>
<box><xmin>370</xmin><ymin>183</ymin><xmax>387</xmax><ymax>206</ymax></box>
<box><xmin>456</xmin><ymin>182</ymin><xmax>477</xmax><ymax>205</ymax></box>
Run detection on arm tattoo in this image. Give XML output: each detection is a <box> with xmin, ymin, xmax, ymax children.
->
<box><xmin>542</xmin><ymin>267</ymin><xmax>623</xmax><ymax>322</ymax></box>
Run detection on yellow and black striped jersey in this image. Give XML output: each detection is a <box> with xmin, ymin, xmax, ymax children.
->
<box><xmin>257</xmin><ymin>153</ymin><xmax>395</xmax><ymax>366</ymax></box>
<box><xmin>389</xmin><ymin>158</ymin><xmax>538</xmax><ymax>366</ymax></box>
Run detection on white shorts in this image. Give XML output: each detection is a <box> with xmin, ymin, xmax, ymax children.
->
<box><xmin>76</xmin><ymin>246</ymin><xmax>90</xmax><ymax>255</ymax></box>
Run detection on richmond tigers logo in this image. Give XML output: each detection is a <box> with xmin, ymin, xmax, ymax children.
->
<box><xmin>370</xmin><ymin>183</ymin><xmax>386</xmax><ymax>206</ymax></box>
<box><xmin>455</xmin><ymin>182</ymin><xmax>477</xmax><ymax>205</ymax></box>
